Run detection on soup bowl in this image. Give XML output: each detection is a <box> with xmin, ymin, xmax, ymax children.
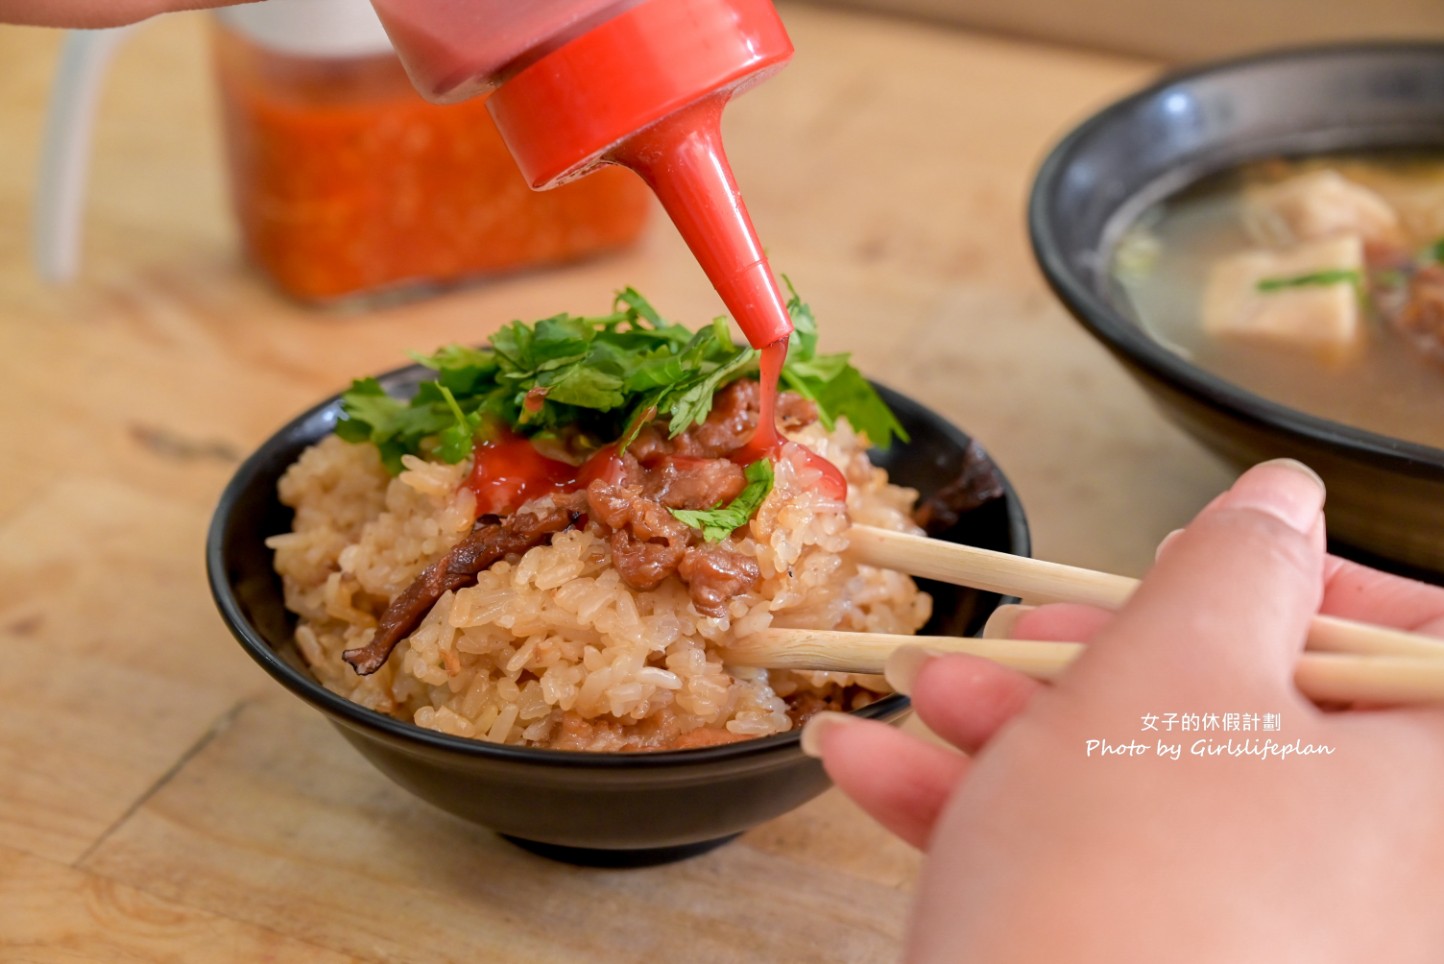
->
<box><xmin>207</xmin><ymin>364</ymin><xmax>1030</xmax><ymax>866</ymax></box>
<box><xmin>1030</xmin><ymin>42</ymin><xmax>1444</xmax><ymax>577</ymax></box>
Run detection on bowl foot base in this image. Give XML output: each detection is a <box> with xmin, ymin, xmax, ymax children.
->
<box><xmin>500</xmin><ymin>832</ymin><xmax>741</xmax><ymax>867</ymax></box>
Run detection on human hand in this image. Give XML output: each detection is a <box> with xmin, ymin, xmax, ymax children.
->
<box><xmin>0</xmin><ymin>0</ymin><xmax>259</xmax><ymax>29</ymax></box>
<box><xmin>804</xmin><ymin>460</ymin><xmax>1444</xmax><ymax>962</ymax></box>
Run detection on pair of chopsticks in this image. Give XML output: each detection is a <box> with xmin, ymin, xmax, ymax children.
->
<box><xmin>721</xmin><ymin>526</ymin><xmax>1444</xmax><ymax>706</ymax></box>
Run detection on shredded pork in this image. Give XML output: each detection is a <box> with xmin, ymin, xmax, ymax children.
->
<box><xmin>343</xmin><ymin>499</ymin><xmax>580</xmax><ymax>675</ymax></box>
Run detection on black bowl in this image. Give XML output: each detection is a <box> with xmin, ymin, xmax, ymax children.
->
<box><xmin>1030</xmin><ymin>42</ymin><xmax>1444</xmax><ymax>577</ymax></box>
<box><xmin>207</xmin><ymin>365</ymin><xmax>1030</xmax><ymax>866</ymax></box>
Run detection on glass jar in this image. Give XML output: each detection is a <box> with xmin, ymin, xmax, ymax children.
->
<box><xmin>211</xmin><ymin>2</ymin><xmax>650</xmax><ymax>304</ymax></box>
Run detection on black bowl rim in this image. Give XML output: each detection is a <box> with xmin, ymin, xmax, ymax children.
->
<box><xmin>1029</xmin><ymin>39</ymin><xmax>1444</xmax><ymax>479</ymax></box>
<box><xmin>207</xmin><ymin>364</ymin><xmax>1031</xmax><ymax>771</ymax></box>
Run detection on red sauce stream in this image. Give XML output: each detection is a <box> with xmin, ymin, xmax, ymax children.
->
<box><xmin>729</xmin><ymin>340</ymin><xmax>848</xmax><ymax>501</ymax></box>
<box><xmin>753</xmin><ymin>338</ymin><xmax>785</xmax><ymax>453</ymax></box>
<box><xmin>730</xmin><ymin>338</ymin><xmax>785</xmax><ymax>464</ymax></box>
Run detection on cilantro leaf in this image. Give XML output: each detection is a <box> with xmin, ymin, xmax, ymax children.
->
<box><xmin>539</xmin><ymin>362</ymin><xmax>627</xmax><ymax>410</ymax></box>
<box><xmin>659</xmin><ymin>345</ymin><xmax>755</xmax><ymax>438</ymax></box>
<box><xmin>333</xmin><ymin>283</ymin><xmax>907</xmax><ymax>470</ymax></box>
<box><xmin>615</xmin><ymin>286</ymin><xmax>664</xmax><ymax>326</ymax></box>
<box><xmin>782</xmin><ymin>275</ymin><xmax>820</xmax><ymax>360</ymax></box>
<box><xmin>780</xmin><ymin>282</ymin><xmax>909</xmax><ymax>449</ymax></box>
<box><xmin>670</xmin><ymin>459</ymin><xmax>774</xmax><ymax>542</ymax></box>
<box><xmin>337</xmin><ymin>377</ymin><xmax>452</xmax><ymax>473</ymax></box>
<box><xmin>434</xmin><ymin>384</ymin><xmax>482</xmax><ymax>463</ymax></box>
<box><xmin>411</xmin><ymin>345</ymin><xmax>496</xmax><ymax>395</ymax></box>
<box><xmin>335</xmin><ymin>378</ymin><xmax>394</xmax><ymax>441</ymax></box>
<box><xmin>807</xmin><ymin>365</ymin><xmax>907</xmax><ymax>449</ymax></box>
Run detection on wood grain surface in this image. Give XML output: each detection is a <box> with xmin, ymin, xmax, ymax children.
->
<box><xmin>0</xmin><ymin>7</ymin><xmax>1234</xmax><ymax>961</ymax></box>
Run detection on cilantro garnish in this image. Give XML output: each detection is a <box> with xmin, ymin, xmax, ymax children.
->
<box><xmin>333</xmin><ymin>376</ymin><xmax>459</xmax><ymax>474</ymax></box>
<box><xmin>1256</xmin><ymin>269</ymin><xmax>1362</xmax><ymax>293</ymax></box>
<box><xmin>434</xmin><ymin>384</ymin><xmax>482</xmax><ymax>464</ymax></box>
<box><xmin>778</xmin><ymin>277</ymin><xmax>908</xmax><ymax>449</ymax></box>
<box><xmin>670</xmin><ymin>459</ymin><xmax>774</xmax><ymax>542</ymax></box>
<box><xmin>337</xmin><ymin>286</ymin><xmax>905</xmax><ymax>474</ymax></box>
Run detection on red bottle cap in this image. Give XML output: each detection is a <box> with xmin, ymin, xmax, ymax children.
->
<box><xmin>487</xmin><ymin>0</ymin><xmax>795</xmax><ymax>349</ymax></box>
<box><xmin>487</xmin><ymin>0</ymin><xmax>791</xmax><ymax>187</ymax></box>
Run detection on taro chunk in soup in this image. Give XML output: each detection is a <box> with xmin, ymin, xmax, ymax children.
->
<box><xmin>1113</xmin><ymin>154</ymin><xmax>1444</xmax><ymax>449</ymax></box>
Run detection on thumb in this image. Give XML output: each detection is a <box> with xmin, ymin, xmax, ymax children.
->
<box><xmin>1066</xmin><ymin>459</ymin><xmax>1326</xmax><ymax>700</ymax></box>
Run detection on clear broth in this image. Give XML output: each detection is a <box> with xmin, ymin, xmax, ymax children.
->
<box><xmin>1114</xmin><ymin>153</ymin><xmax>1444</xmax><ymax>450</ymax></box>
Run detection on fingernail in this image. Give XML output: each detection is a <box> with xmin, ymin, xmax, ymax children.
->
<box><xmin>1261</xmin><ymin>457</ymin><xmax>1324</xmax><ymax>490</ymax></box>
<box><xmin>800</xmin><ymin>710</ymin><xmax>854</xmax><ymax>758</ymax></box>
<box><xmin>982</xmin><ymin>603</ymin><xmax>1031</xmax><ymax>639</ymax></box>
<box><xmin>884</xmin><ymin>644</ymin><xmax>943</xmax><ymax>695</ymax></box>
<box><xmin>1154</xmin><ymin>529</ymin><xmax>1183</xmax><ymax>561</ymax></box>
<box><xmin>1222</xmin><ymin>459</ymin><xmax>1326</xmax><ymax>534</ymax></box>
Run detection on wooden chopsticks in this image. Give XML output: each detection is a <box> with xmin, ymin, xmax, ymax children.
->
<box><xmin>716</xmin><ymin>526</ymin><xmax>1444</xmax><ymax>706</ymax></box>
<box><xmin>726</xmin><ymin>630</ymin><xmax>1078</xmax><ymax>681</ymax></box>
<box><xmin>846</xmin><ymin>525</ymin><xmax>1444</xmax><ymax>660</ymax></box>
<box><xmin>725</xmin><ymin>629</ymin><xmax>1444</xmax><ymax>705</ymax></box>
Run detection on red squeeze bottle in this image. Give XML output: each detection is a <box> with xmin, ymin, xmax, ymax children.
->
<box><xmin>368</xmin><ymin>0</ymin><xmax>794</xmax><ymax>351</ymax></box>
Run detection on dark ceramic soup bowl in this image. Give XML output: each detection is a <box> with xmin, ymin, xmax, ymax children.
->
<box><xmin>207</xmin><ymin>365</ymin><xmax>1029</xmax><ymax>866</ymax></box>
<box><xmin>1030</xmin><ymin>42</ymin><xmax>1444</xmax><ymax>578</ymax></box>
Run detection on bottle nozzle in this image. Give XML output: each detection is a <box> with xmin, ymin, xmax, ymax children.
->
<box><xmin>613</xmin><ymin>96</ymin><xmax>792</xmax><ymax>348</ymax></box>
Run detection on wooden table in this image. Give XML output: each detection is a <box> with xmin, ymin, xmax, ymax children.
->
<box><xmin>0</xmin><ymin>8</ymin><xmax>1233</xmax><ymax>960</ymax></box>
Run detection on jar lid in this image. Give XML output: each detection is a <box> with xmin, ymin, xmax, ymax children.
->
<box><xmin>215</xmin><ymin>0</ymin><xmax>393</xmax><ymax>59</ymax></box>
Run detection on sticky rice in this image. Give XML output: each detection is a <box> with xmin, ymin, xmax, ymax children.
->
<box><xmin>268</xmin><ymin>417</ymin><xmax>930</xmax><ymax>751</ymax></box>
